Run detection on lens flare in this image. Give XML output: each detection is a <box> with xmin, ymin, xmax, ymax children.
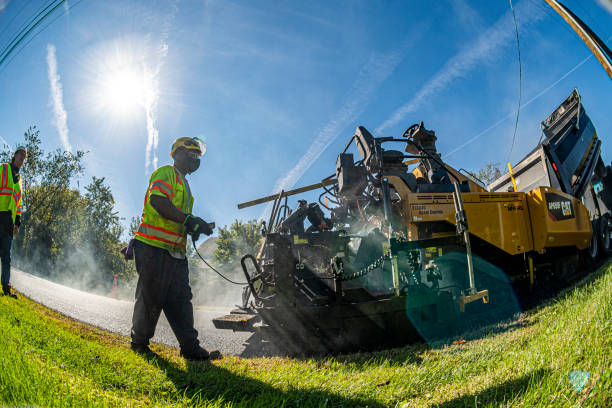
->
<box><xmin>406</xmin><ymin>251</ymin><xmax>522</xmax><ymax>345</ymax></box>
<box><xmin>96</xmin><ymin>66</ymin><xmax>152</xmax><ymax>115</ymax></box>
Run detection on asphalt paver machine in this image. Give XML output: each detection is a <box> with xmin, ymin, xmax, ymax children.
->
<box><xmin>213</xmin><ymin>90</ymin><xmax>611</xmax><ymax>353</ymax></box>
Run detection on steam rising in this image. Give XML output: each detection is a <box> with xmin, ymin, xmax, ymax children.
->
<box><xmin>190</xmin><ymin>236</ymin><xmax>250</xmax><ymax>308</ymax></box>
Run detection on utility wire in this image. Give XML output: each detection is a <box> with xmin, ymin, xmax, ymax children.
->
<box><xmin>0</xmin><ymin>0</ymin><xmax>86</xmax><ymax>74</ymax></box>
<box><xmin>192</xmin><ymin>239</ymin><xmax>248</xmax><ymax>285</ymax></box>
<box><xmin>0</xmin><ymin>0</ymin><xmax>50</xmax><ymax>54</ymax></box>
<box><xmin>507</xmin><ymin>0</ymin><xmax>522</xmax><ymax>164</ymax></box>
<box><xmin>446</xmin><ymin>37</ymin><xmax>611</xmax><ymax>161</ymax></box>
<box><xmin>0</xmin><ymin>0</ymin><xmax>34</xmax><ymax>40</ymax></box>
<box><xmin>0</xmin><ymin>0</ymin><xmax>63</xmax><ymax>63</ymax></box>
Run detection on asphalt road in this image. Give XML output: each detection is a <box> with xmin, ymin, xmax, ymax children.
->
<box><xmin>10</xmin><ymin>268</ymin><xmax>253</xmax><ymax>356</ymax></box>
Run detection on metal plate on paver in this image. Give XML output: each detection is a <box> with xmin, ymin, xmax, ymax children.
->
<box><xmin>213</xmin><ymin>313</ymin><xmax>259</xmax><ymax>331</ymax></box>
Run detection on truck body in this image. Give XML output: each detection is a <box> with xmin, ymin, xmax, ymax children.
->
<box><xmin>488</xmin><ymin>89</ymin><xmax>612</xmax><ymax>257</ymax></box>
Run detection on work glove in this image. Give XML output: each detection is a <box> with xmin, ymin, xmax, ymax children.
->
<box><xmin>120</xmin><ymin>238</ymin><xmax>135</xmax><ymax>261</ymax></box>
<box><xmin>184</xmin><ymin>215</ymin><xmax>215</xmax><ymax>241</ymax></box>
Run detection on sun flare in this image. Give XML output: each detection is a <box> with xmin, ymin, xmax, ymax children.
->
<box><xmin>96</xmin><ymin>66</ymin><xmax>152</xmax><ymax>115</ymax></box>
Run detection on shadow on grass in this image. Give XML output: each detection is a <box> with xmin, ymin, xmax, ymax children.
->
<box><xmin>437</xmin><ymin>368</ymin><xmax>549</xmax><ymax>408</ymax></box>
<box><xmin>227</xmin><ymin>258</ymin><xmax>610</xmax><ymax>367</ymax></box>
<box><xmin>145</xmin><ymin>353</ymin><xmax>385</xmax><ymax>407</ymax></box>
<box><xmin>239</xmin><ymin>331</ymin><xmax>425</xmax><ymax>367</ymax></box>
<box><xmin>336</xmin><ymin>343</ymin><xmax>425</xmax><ymax>368</ymax></box>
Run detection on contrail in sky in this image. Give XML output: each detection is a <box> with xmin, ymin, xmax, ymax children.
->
<box><xmin>375</xmin><ymin>0</ymin><xmax>545</xmax><ymax>135</ymax></box>
<box><xmin>445</xmin><ymin>35</ymin><xmax>612</xmax><ymax>161</ymax></box>
<box><xmin>46</xmin><ymin>44</ymin><xmax>72</xmax><ymax>152</ymax></box>
<box><xmin>144</xmin><ymin>63</ymin><xmax>161</xmax><ymax>172</ymax></box>
<box><xmin>262</xmin><ymin>45</ymin><xmax>412</xmax><ymax>219</ymax></box>
<box><xmin>144</xmin><ymin>2</ymin><xmax>178</xmax><ymax>173</ymax></box>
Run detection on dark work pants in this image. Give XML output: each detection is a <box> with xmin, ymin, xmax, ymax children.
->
<box><xmin>0</xmin><ymin>231</ymin><xmax>12</xmax><ymax>292</ymax></box>
<box><xmin>131</xmin><ymin>239</ymin><xmax>200</xmax><ymax>353</ymax></box>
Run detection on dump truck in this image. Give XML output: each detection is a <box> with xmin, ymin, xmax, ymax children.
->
<box><xmin>488</xmin><ymin>89</ymin><xmax>612</xmax><ymax>260</ymax></box>
<box><xmin>213</xmin><ymin>89</ymin><xmax>611</xmax><ymax>353</ymax></box>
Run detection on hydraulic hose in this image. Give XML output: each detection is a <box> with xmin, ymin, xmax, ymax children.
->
<box><xmin>192</xmin><ymin>239</ymin><xmax>248</xmax><ymax>285</ymax></box>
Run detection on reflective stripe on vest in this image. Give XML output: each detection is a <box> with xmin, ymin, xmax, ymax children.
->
<box><xmin>0</xmin><ymin>163</ymin><xmax>22</xmax><ymax>224</ymax></box>
<box><xmin>136</xmin><ymin>223</ymin><xmax>187</xmax><ymax>248</ymax></box>
<box><xmin>135</xmin><ymin>165</ymin><xmax>193</xmax><ymax>253</ymax></box>
<box><xmin>0</xmin><ymin>187</ymin><xmax>19</xmax><ymax>206</ymax></box>
<box><xmin>150</xmin><ymin>179</ymin><xmax>173</xmax><ymax>199</ymax></box>
<box><xmin>1</xmin><ymin>164</ymin><xmax>6</xmax><ymax>187</ymax></box>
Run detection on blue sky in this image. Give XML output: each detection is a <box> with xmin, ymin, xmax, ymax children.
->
<box><xmin>0</xmin><ymin>0</ymin><xmax>611</xmax><ymax>240</ymax></box>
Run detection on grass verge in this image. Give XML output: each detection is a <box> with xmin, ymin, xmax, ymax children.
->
<box><xmin>1</xmin><ymin>264</ymin><xmax>611</xmax><ymax>407</ymax></box>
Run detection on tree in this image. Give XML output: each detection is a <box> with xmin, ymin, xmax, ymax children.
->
<box><xmin>1</xmin><ymin>126</ymin><xmax>87</xmax><ymax>271</ymax></box>
<box><xmin>212</xmin><ymin>219</ymin><xmax>263</xmax><ymax>266</ymax></box>
<box><xmin>84</xmin><ymin>177</ymin><xmax>132</xmax><ymax>283</ymax></box>
<box><xmin>128</xmin><ymin>216</ymin><xmax>141</xmax><ymax>237</ymax></box>
<box><xmin>1</xmin><ymin>126</ymin><xmax>135</xmax><ymax>293</ymax></box>
<box><xmin>474</xmin><ymin>163</ymin><xmax>504</xmax><ymax>186</ymax></box>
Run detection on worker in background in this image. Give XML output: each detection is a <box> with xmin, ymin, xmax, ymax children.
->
<box><xmin>130</xmin><ymin>137</ymin><xmax>220</xmax><ymax>361</ymax></box>
<box><xmin>0</xmin><ymin>146</ymin><xmax>26</xmax><ymax>299</ymax></box>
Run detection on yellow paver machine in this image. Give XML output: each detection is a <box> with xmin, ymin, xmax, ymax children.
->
<box><xmin>214</xmin><ymin>89</ymin><xmax>612</xmax><ymax>353</ymax></box>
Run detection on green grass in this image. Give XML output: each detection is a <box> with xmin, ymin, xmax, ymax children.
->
<box><xmin>1</xmin><ymin>264</ymin><xmax>611</xmax><ymax>408</ymax></box>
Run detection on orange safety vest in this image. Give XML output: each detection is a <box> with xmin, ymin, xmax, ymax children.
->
<box><xmin>0</xmin><ymin>163</ymin><xmax>23</xmax><ymax>224</ymax></box>
<box><xmin>135</xmin><ymin>165</ymin><xmax>193</xmax><ymax>253</ymax></box>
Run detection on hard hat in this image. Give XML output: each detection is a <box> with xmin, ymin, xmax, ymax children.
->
<box><xmin>14</xmin><ymin>145</ymin><xmax>27</xmax><ymax>157</ymax></box>
<box><xmin>170</xmin><ymin>137</ymin><xmax>206</xmax><ymax>158</ymax></box>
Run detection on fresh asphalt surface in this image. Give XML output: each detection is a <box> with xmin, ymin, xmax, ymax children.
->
<box><xmin>10</xmin><ymin>268</ymin><xmax>253</xmax><ymax>356</ymax></box>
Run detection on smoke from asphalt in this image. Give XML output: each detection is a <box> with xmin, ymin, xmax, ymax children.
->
<box><xmin>15</xmin><ymin>240</ymin><xmax>115</xmax><ymax>296</ymax></box>
<box><xmin>190</xmin><ymin>262</ymin><xmax>244</xmax><ymax>308</ymax></box>
<box><xmin>189</xmin><ymin>234</ymin><xmax>258</xmax><ymax>308</ymax></box>
<box><xmin>15</xmin><ymin>231</ymin><xmax>247</xmax><ymax>309</ymax></box>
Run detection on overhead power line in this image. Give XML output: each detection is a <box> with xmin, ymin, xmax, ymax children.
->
<box><xmin>507</xmin><ymin>0</ymin><xmax>522</xmax><ymax>164</ymax></box>
<box><xmin>0</xmin><ymin>0</ymin><xmax>86</xmax><ymax>71</ymax></box>
<box><xmin>0</xmin><ymin>1</ymin><xmax>65</xmax><ymax>64</ymax></box>
<box><xmin>0</xmin><ymin>0</ymin><xmax>34</xmax><ymax>40</ymax></box>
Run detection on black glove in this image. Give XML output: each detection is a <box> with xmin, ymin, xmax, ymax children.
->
<box><xmin>184</xmin><ymin>215</ymin><xmax>214</xmax><ymax>239</ymax></box>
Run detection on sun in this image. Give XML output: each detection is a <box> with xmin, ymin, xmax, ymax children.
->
<box><xmin>96</xmin><ymin>66</ymin><xmax>153</xmax><ymax>116</ymax></box>
<box><xmin>84</xmin><ymin>39</ymin><xmax>162</xmax><ymax>122</ymax></box>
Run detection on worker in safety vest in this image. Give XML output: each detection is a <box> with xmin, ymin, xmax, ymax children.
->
<box><xmin>0</xmin><ymin>146</ymin><xmax>26</xmax><ymax>299</ymax></box>
<box><xmin>131</xmin><ymin>137</ymin><xmax>220</xmax><ymax>360</ymax></box>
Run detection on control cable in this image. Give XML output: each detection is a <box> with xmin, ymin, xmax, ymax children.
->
<box><xmin>192</xmin><ymin>239</ymin><xmax>248</xmax><ymax>285</ymax></box>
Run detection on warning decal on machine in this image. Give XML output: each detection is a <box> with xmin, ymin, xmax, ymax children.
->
<box><xmin>545</xmin><ymin>192</ymin><xmax>574</xmax><ymax>221</ymax></box>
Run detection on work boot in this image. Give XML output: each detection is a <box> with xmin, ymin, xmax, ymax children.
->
<box><xmin>2</xmin><ymin>285</ymin><xmax>17</xmax><ymax>299</ymax></box>
<box><xmin>130</xmin><ymin>342</ymin><xmax>156</xmax><ymax>357</ymax></box>
<box><xmin>180</xmin><ymin>346</ymin><xmax>222</xmax><ymax>361</ymax></box>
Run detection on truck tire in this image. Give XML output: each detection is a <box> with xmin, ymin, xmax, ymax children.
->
<box><xmin>587</xmin><ymin>221</ymin><xmax>600</xmax><ymax>261</ymax></box>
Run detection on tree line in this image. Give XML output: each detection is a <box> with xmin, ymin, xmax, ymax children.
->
<box><xmin>6</xmin><ymin>125</ymin><xmax>263</xmax><ymax>300</ymax></box>
<box><xmin>4</xmin><ymin>126</ymin><xmax>134</xmax><ymax>293</ymax></box>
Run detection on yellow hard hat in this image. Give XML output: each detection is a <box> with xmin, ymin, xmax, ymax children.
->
<box><xmin>170</xmin><ymin>137</ymin><xmax>207</xmax><ymax>158</ymax></box>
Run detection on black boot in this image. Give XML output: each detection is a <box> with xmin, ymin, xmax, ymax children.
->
<box><xmin>2</xmin><ymin>285</ymin><xmax>17</xmax><ymax>299</ymax></box>
<box><xmin>130</xmin><ymin>342</ymin><xmax>156</xmax><ymax>357</ymax></box>
<box><xmin>180</xmin><ymin>346</ymin><xmax>222</xmax><ymax>361</ymax></box>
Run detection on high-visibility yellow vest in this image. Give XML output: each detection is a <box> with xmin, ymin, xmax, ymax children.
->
<box><xmin>135</xmin><ymin>165</ymin><xmax>193</xmax><ymax>253</ymax></box>
<box><xmin>0</xmin><ymin>163</ymin><xmax>23</xmax><ymax>224</ymax></box>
